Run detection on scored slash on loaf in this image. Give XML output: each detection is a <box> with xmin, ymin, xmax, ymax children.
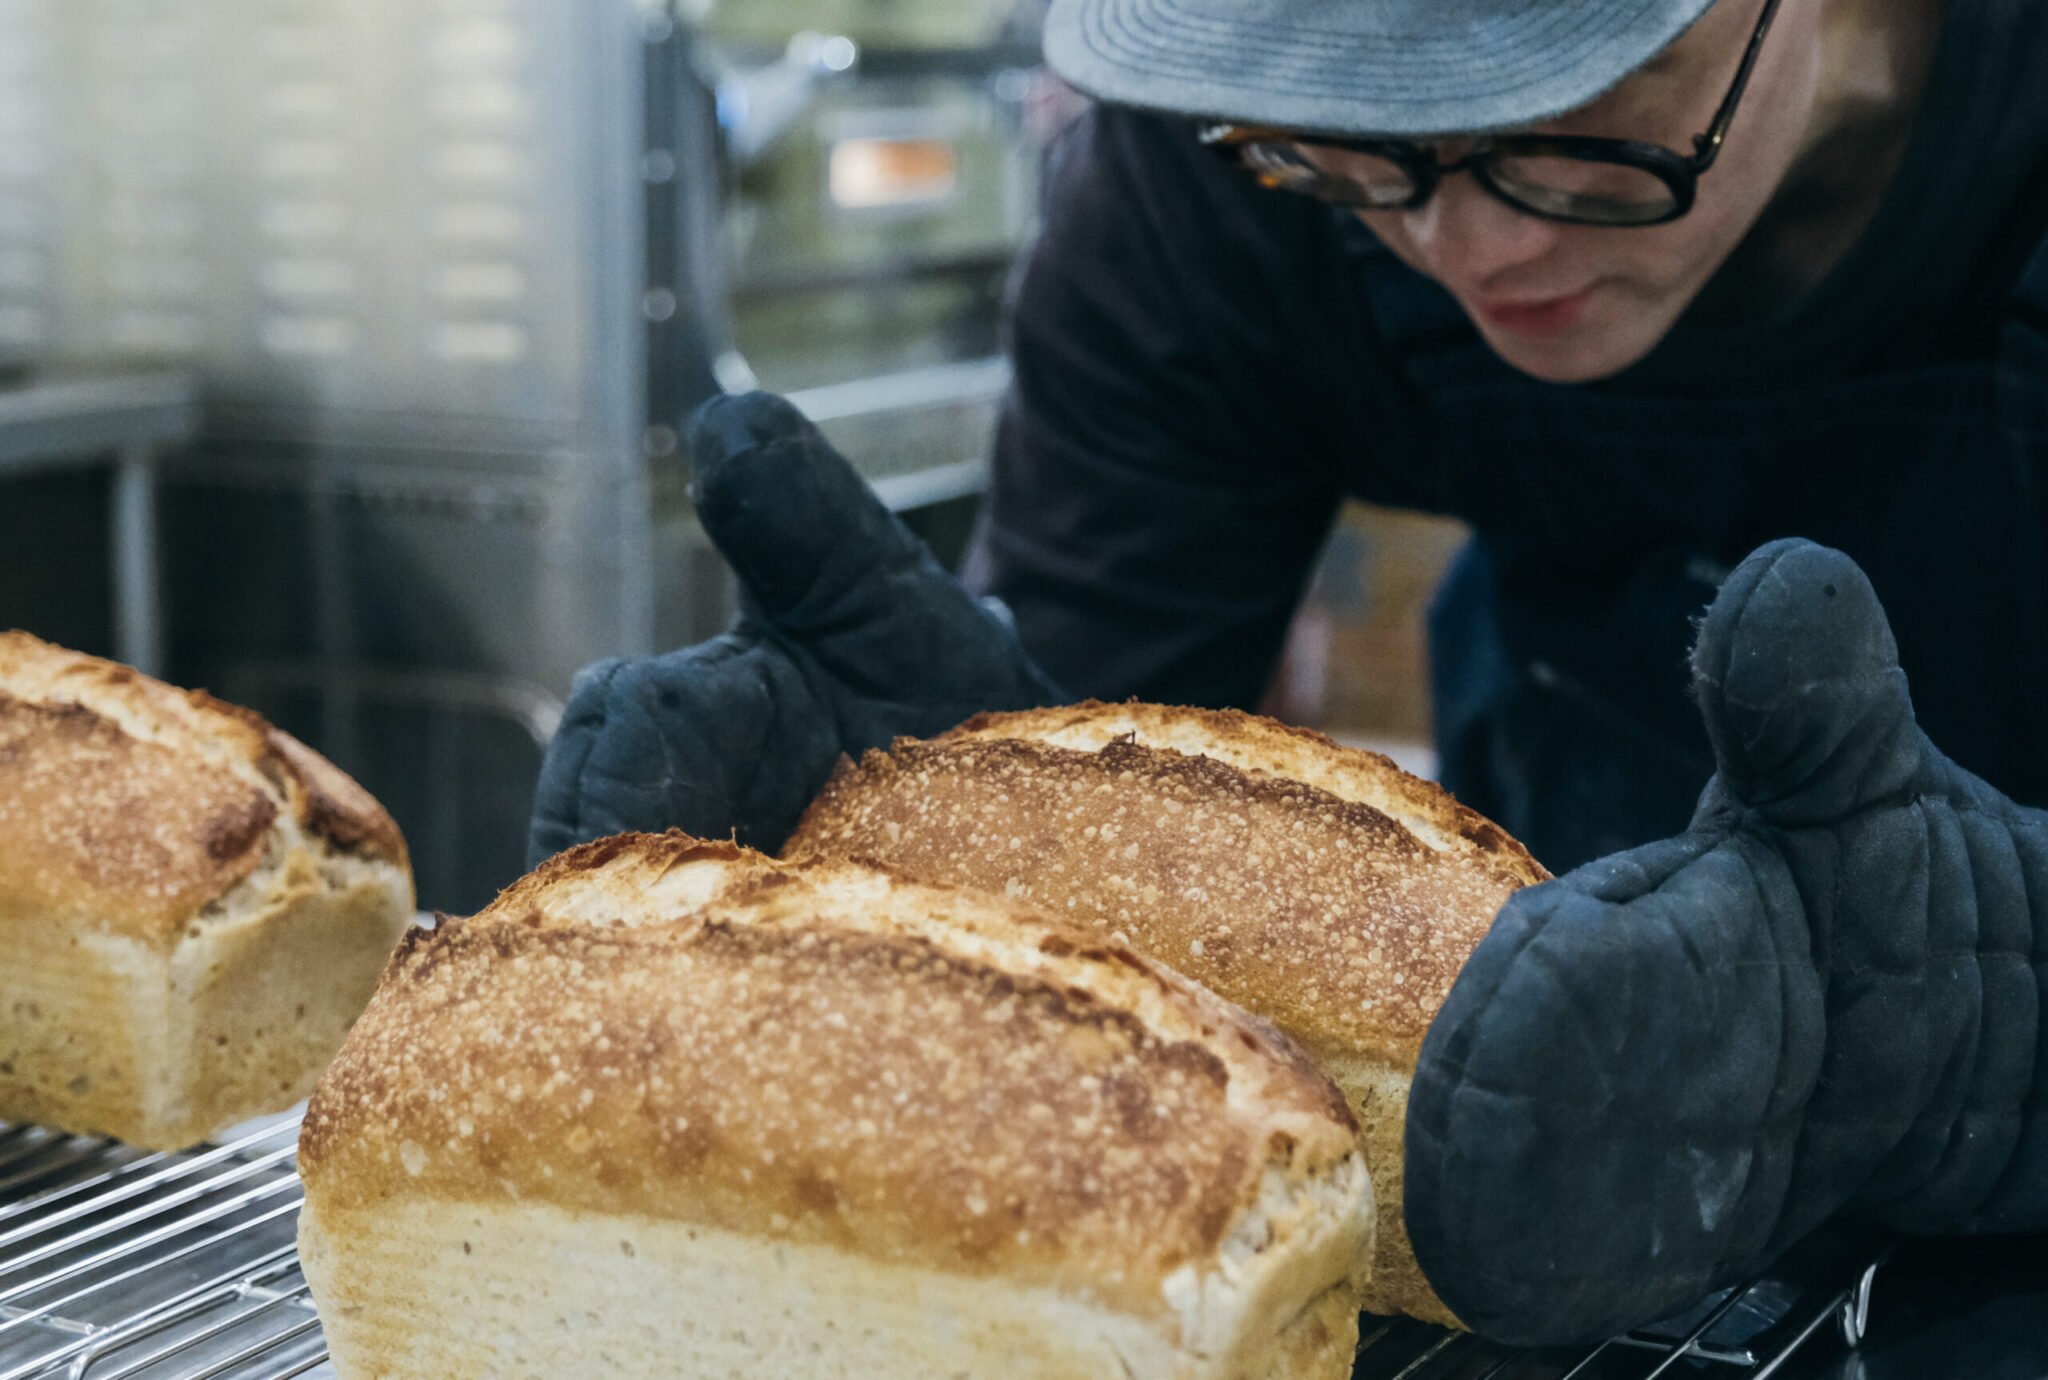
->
<box><xmin>299</xmin><ymin>833</ymin><xmax>1376</xmax><ymax>1379</ymax></box>
<box><xmin>0</xmin><ymin>631</ymin><xmax>416</xmax><ymax>1151</ymax></box>
<box><xmin>784</xmin><ymin>701</ymin><xmax>1548</xmax><ymax>1327</ymax></box>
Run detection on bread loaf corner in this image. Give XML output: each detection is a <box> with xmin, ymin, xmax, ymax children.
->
<box><xmin>0</xmin><ymin>632</ymin><xmax>414</xmax><ymax>1149</ymax></box>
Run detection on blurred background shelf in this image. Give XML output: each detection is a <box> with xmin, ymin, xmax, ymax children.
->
<box><xmin>0</xmin><ymin>0</ymin><xmax>1452</xmax><ymax>915</ymax></box>
<box><xmin>0</xmin><ymin>0</ymin><xmax>1054</xmax><ymax>913</ymax></box>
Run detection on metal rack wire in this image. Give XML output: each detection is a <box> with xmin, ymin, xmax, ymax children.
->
<box><xmin>0</xmin><ymin>1116</ymin><xmax>326</xmax><ymax>1380</ymax></box>
<box><xmin>1344</xmin><ymin>1248</ymin><xmax>1886</xmax><ymax>1380</ymax></box>
<box><xmin>0</xmin><ymin>1114</ymin><xmax>1882</xmax><ymax>1380</ymax></box>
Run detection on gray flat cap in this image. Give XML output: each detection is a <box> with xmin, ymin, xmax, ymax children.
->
<box><xmin>1043</xmin><ymin>0</ymin><xmax>1723</xmax><ymax>136</ymax></box>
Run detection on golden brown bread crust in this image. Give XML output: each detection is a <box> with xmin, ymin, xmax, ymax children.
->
<box><xmin>0</xmin><ymin>630</ymin><xmax>406</xmax><ymax>942</ymax></box>
<box><xmin>302</xmin><ymin>833</ymin><xmax>1365</xmax><ymax>1320</ymax></box>
<box><xmin>790</xmin><ymin>736</ymin><xmax>1515</xmax><ymax>1067</ymax></box>
<box><xmin>0</xmin><ymin>698</ymin><xmax>278</xmax><ymax>936</ymax></box>
<box><xmin>263</xmin><ymin>728</ymin><xmax>405</xmax><ymax>859</ymax></box>
<box><xmin>784</xmin><ymin>703</ymin><xmax>1546</xmax><ymax>1328</ymax></box>
<box><xmin>944</xmin><ymin>702</ymin><xmax>1549</xmax><ymax>887</ymax></box>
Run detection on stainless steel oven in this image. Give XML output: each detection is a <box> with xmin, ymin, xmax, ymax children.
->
<box><xmin>0</xmin><ymin>0</ymin><xmax>1053</xmax><ymax>915</ymax></box>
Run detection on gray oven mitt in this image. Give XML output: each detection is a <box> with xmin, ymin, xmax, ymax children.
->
<box><xmin>1406</xmin><ymin>538</ymin><xmax>2048</xmax><ymax>1346</ymax></box>
<box><xmin>526</xmin><ymin>391</ymin><xmax>1062</xmax><ymax>866</ymax></box>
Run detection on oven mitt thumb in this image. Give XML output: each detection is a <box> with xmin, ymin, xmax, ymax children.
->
<box><xmin>1405</xmin><ymin>537</ymin><xmax>2048</xmax><ymax>1346</ymax></box>
<box><xmin>526</xmin><ymin>390</ymin><xmax>1063</xmax><ymax>866</ymax></box>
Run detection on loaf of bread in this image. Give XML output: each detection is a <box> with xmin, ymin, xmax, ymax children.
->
<box><xmin>785</xmin><ymin>701</ymin><xmax>1548</xmax><ymax>1327</ymax></box>
<box><xmin>299</xmin><ymin>833</ymin><xmax>1375</xmax><ymax>1379</ymax></box>
<box><xmin>0</xmin><ymin>631</ymin><xmax>414</xmax><ymax>1150</ymax></box>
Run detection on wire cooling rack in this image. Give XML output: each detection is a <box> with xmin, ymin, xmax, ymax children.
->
<box><xmin>1347</xmin><ymin>1243</ymin><xmax>1886</xmax><ymax>1380</ymax></box>
<box><xmin>0</xmin><ymin>1114</ymin><xmax>1882</xmax><ymax>1380</ymax></box>
<box><xmin>0</xmin><ymin>1115</ymin><xmax>325</xmax><ymax>1380</ymax></box>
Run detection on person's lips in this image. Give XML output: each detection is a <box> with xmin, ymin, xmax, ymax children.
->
<box><xmin>1476</xmin><ymin>287</ymin><xmax>1596</xmax><ymax>337</ymax></box>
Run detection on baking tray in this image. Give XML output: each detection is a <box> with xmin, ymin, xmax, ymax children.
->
<box><xmin>0</xmin><ymin>1113</ymin><xmax>1883</xmax><ymax>1379</ymax></box>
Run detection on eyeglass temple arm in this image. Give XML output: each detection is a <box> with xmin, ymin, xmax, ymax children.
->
<box><xmin>1691</xmin><ymin>0</ymin><xmax>1786</xmax><ymax>171</ymax></box>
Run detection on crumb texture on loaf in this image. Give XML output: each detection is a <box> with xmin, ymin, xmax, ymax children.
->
<box><xmin>785</xmin><ymin>702</ymin><xmax>1546</xmax><ymax>1329</ymax></box>
<box><xmin>0</xmin><ymin>632</ymin><xmax>406</xmax><ymax>941</ymax></box>
<box><xmin>302</xmin><ymin>834</ymin><xmax>1374</xmax><ymax>1375</ymax></box>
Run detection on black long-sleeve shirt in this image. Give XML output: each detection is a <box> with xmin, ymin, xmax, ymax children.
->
<box><xmin>967</xmin><ymin>0</ymin><xmax>2048</xmax><ymax>866</ymax></box>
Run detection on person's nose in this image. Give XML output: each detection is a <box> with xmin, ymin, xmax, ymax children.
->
<box><xmin>1396</xmin><ymin>172</ymin><xmax>1562</xmax><ymax>290</ymax></box>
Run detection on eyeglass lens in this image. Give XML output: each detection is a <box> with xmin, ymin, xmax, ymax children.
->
<box><xmin>1240</xmin><ymin>142</ymin><xmax>1416</xmax><ymax>209</ymax></box>
<box><xmin>1238</xmin><ymin>139</ymin><xmax>1680</xmax><ymax>225</ymax></box>
<box><xmin>1483</xmin><ymin>151</ymin><xmax>1679</xmax><ymax>224</ymax></box>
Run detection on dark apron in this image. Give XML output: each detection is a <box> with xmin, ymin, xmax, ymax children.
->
<box><xmin>1346</xmin><ymin>228</ymin><xmax>2048</xmax><ymax>873</ymax></box>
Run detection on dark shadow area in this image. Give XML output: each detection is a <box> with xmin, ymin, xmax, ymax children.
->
<box><xmin>0</xmin><ymin>468</ymin><xmax>115</xmax><ymax>656</ymax></box>
<box><xmin>901</xmin><ymin>490</ymin><xmax>983</xmax><ymax>571</ymax></box>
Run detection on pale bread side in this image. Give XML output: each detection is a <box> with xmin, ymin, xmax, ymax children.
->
<box><xmin>300</xmin><ymin>833</ymin><xmax>1375</xmax><ymax>1379</ymax></box>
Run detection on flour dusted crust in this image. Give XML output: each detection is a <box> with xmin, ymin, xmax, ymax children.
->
<box><xmin>0</xmin><ymin>631</ymin><xmax>414</xmax><ymax>1149</ymax></box>
<box><xmin>941</xmin><ymin>702</ymin><xmax>1547</xmax><ymax>887</ymax></box>
<box><xmin>299</xmin><ymin>833</ymin><xmax>1375</xmax><ymax>1379</ymax></box>
<box><xmin>786</xmin><ymin>701</ymin><xmax>1547</xmax><ymax>1327</ymax></box>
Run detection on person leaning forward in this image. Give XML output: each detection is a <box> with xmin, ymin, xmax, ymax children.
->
<box><xmin>982</xmin><ymin>0</ymin><xmax>2048</xmax><ymax>873</ymax></box>
<box><xmin>528</xmin><ymin>0</ymin><xmax>2048</xmax><ymax>1352</ymax></box>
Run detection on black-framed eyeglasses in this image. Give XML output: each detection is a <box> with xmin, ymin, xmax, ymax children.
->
<box><xmin>1200</xmin><ymin>0</ymin><xmax>1782</xmax><ymax>228</ymax></box>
